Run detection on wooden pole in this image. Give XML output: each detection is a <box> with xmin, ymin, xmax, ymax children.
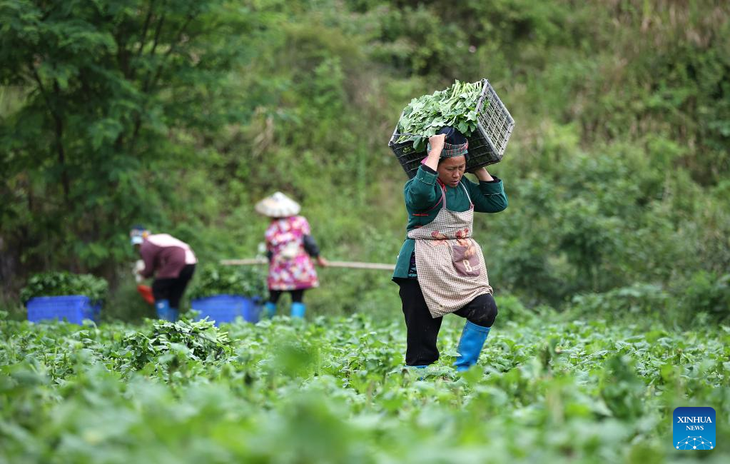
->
<box><xmin>220</xmin><ymin>258</ymin><xmax>395</xmax><ymax>271</ymax></box>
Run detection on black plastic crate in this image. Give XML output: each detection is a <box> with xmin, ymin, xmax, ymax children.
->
<box><xmin>388</xmin><ymin>79</ymin><xmax>515</xmax><ymax>178</ymax></box>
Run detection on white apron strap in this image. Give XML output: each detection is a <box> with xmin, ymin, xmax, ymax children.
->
<box><xmin>460</xmin><ymin>182</ymin><xmax>473</xmax><ymax>206</ymax></box>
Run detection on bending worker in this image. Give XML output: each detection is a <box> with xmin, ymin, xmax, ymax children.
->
<box><xmin>130</xmin><ymin>226</ymin><xmax>197</xmax><ymax>322</ymax></box>
<box><xmin>392</xmin><ymin>127</ymin><xmax>508</xmax><ymax>371</ymax></box>
<box><xmin>256</xmin><ymin>192</ymin><xmax>328</xmax><ymax>319</ymax></box>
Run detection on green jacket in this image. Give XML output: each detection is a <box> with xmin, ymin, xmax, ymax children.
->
<box><xmin>392</xmin><ymin>165</ymin><xmax>508</xmax><ymax>280</ymax></box>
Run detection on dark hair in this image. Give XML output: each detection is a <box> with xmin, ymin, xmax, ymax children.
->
<box><xmin>437</xmin><ymin>126</ymin><xmax>468</xmax><ymax>145</ymax></box>
<box><xmin>436</xmin><ymin>126</ymin><xmax>469</xmax><ymax>165</ymax></box>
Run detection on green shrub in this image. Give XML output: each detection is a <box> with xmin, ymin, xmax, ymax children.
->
<box><xmin>187</xmin><ymin>265</ymin><xmax>268</xmax><ymax>300</ymax></box>
<box><xmin>102</xmin><ymin>279</ymin><xmax>156</xmax><ymax>323</ymax></box>
<box><xmin>681</xmin><ymin>271</ymin><xmax>730</xmax><ymax>322</ymax></box>
<box><xmin>120</xmin><ymin>318</ymin><xmax>232</xmax><ymax>372</ymax></box>
<box><xmin>493</xmin><ymin>293</ymin><xmax>541</xmax><ymax>324</ymax></box>
<box><xmin>19</xmin><ymin>272</ymin><xmax>109</xmax><ymax>304</ymax></box>
<box><xmin>568</xmin><ymin>283</ymin><xmax>672</xmax><ymax>322</ymax></box>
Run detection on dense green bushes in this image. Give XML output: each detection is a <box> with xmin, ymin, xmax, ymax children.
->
<box><xmin>20</xmin><ymin>272</ymin><xmax>109</xmax><ymax>304</ymax></box>
<box><xmin>566</xmin><ymin>272</ymin><xmax>730</xmax><ymax>327</ymax></box>
<box><xmin>187</xmin><ymin>265</ymin><xmax>268</xmax><ymax>300</ymax></box>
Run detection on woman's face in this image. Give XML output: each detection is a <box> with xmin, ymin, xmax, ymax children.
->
<box><xmin>437</xmin><ymin>156</ymin><xmax>467</xmax><ymax>187</ymax></box>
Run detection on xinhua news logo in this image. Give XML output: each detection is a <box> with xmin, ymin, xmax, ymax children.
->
<box><xmin>673</xmin><ymin>407</ymin><xmax>716</xmax><ymax>451</ymax></box>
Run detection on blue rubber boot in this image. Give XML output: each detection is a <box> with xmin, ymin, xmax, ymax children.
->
<box><xmin>291</xmin><ymin>302</ymin><xmax>306</xmax><ymax>318</ymax></box>
<box><xmin>264</xmin><ymin>301</ymin><xmax>277</xmax><ymax>318</ymax></box>
<box><xmin>167</xmin><ymin>308</ymin><xmax>180</xmax><ymax>322</ymax></box>
<box><xmin>454</xmin><ymin>321</ymin><xmax>491</xmax><ymax>372</ymax></box>
<box><xmin>155</xmin><ymin>299</ymin><xmax>170</xmax><ymax>321</ymax></box>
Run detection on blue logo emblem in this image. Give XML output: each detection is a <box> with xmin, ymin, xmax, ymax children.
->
<box><xmin>674</xmin><ymin>407</ymin><xmax>715</xmax><ymax>450</ymax></box>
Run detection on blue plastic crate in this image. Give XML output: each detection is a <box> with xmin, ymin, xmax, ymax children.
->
<box><xmin>27</xmin><ymin>296</ymin><xmax>99</xmax><ymax>324</ymax></box>
<box><xmin>90</xmin><ymin>303</ymin><xmax>102</xmax><ymax>320</ymax></box>
<box><xmin>192</xmin><ymin>295</ymin><xmax>261</xmax><ymax>326</ymax></box>
<box><xmin>241</xmin><ymin>296</ymin><xmax>262</xmax><ymax>324</ymax></box>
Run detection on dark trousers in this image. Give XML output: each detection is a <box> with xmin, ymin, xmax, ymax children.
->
<box><xmin>152</xmin><ymin>264</ymin><xmax>196</xmax><ymax>308</ymax></box>
<box><xmin>397</xmin><ymin>278</ymin><xmax>498</xmax><ymax>366</ymax></box>
<box><xmin>268</xmin><ymin>289</ymin><xmax>305</xmax><ymax>304</ymax></box>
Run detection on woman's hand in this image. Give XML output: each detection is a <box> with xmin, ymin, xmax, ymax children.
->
<box><xmin>424</xmin><ymin>134</ymin><xmax>446</xmax><ymax>170</ymax></box>
<box><xmin>472</xmin><ymin>166</ymin><xmax>494</xmax><ymax>182</ymax></box>
<box><xmin>316</xmin><ymin>256</ymin><xmax>329</xmax><ymax>267</ymax></box>
<box><xmin>428</xmin><ymin>134</ymin><xmax>446</xmax><ymax>154</ymax></box>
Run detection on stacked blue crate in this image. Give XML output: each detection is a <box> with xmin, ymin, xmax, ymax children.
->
<box><xmin>91</xmin><ymin>303</ymin><xmax>102</xmax><ymax>320</ymax></box>
<box><xmin>241</xmin><ymin>296</ymin><xmax>262</xmax><ymax>323</ymax></box>
<box><xmin>192</xmin><ymin>295</ymin><xmax>261</xmax><ymax>326</ymax></box>
<box><xmin>27</xmin><ymin>296</ymin><xmax>99</xmax><ymax>324</ymax></box>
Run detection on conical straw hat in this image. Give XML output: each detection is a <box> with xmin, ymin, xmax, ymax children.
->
<box><xmin>255</xmin><ymin>192</ymin><xmax>301</xmax><ymax>218</ymax></box>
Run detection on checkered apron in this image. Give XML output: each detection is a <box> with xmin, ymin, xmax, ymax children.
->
<box><xmin>407</xmin><ymin>183</ymin><xmax>493</xmax><ymax>318</ymax></box>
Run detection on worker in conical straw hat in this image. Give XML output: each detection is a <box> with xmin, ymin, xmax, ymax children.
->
<box><xmin>256</xmin><ymin>192</ymin><xmax>328</xmax><ymax>319</ymax></box>
<box><xmin>392</xmin><ymin>126</ymin><xmax>508</xmax><ymax>372</ymax></box>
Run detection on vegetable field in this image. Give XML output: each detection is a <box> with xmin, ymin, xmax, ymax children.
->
<box><xmin>2</xmin><ymin>310</ymin><xmax>728</xmax><ymax>463</ymax></box>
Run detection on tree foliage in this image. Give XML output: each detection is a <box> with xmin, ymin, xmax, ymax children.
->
<box><xmin>0</xmin><ymin>0</ymin><xmax>256</xmax><ymax>278</ymax></box>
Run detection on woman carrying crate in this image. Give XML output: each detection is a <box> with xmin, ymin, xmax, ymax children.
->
<box><xmin>256</xmin><ymin>192</ymin><xmax>328</xmax><ymax>319</ymax></box>
<box><xmin>392</xmin><ymin>127</ymin><xmax>508</xmax><ymax>371</ymax></box>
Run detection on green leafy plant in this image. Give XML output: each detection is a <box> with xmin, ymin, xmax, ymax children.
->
<box><xmin>1</xmin><ymin>312</ymin><xmax>729</xmax><ymax>461</ymax></box>
<box><xmin>187</xmin><ymin>265</ymin><xmax>268</xmax><ymax>300</ymax></box>
<box><xmin>396</xmin><ymin>80</ymin><xmax>484</xmax><ymax>151</ymax></box>
<box><xmin>19</xmin><ymin>271</ymin><xmax>108</xmax><ymax>304</ymax></box>
<box><xmin>682</xmin><ymin>271</ymin><xmax>730</xmax><ymax>322</ymax></box>
<box><xmin>120</xmin><ymin>318</ymin><xmax>232</xmax><ymax>371</ymax></box>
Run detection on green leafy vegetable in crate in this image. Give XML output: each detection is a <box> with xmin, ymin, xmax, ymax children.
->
<box><xmin>396</xmin><ymin>80</ymin><xmax>484</xmax><ymax>152</ymax></box>
<box><xmin>188</xmin><ymin>264</ymin><xmax>268</xmax><ymax>300</ymax></box>
<box><xmin>20</xmin><ymin>271</ymin><xmax>109</xmax><ymax>304</ymax></box>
